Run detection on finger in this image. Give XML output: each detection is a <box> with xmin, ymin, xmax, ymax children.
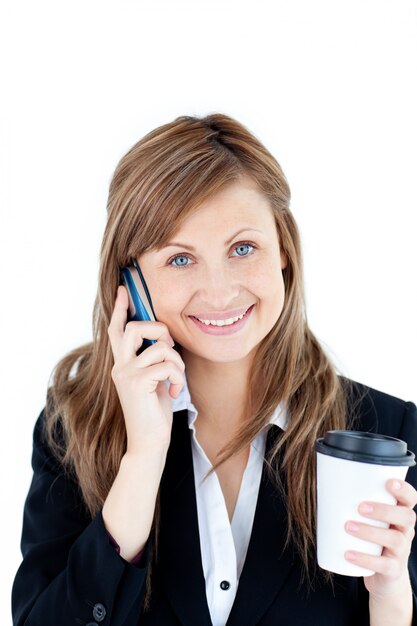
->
<box><xmin>345</xmin><ymin>521</ymin><xmax>408</xmax><ymax>558</ymax></box>
<box><xmin>169</xmin><ymin>384</ymin><xmax>183</xmax><ymax>399</ymax></box>
<box><xmin>134</xmin><ymin>340</ymin><xmax>185</xmax><ymax>375</ymax></box>
<box><xmin>145</xmin><ymin>361</ymin><xmax>185</xmax><ymax>396</ymax></box>
<box><xmin>148</xmin><ymin>341</ymin><xmax>185</xmax><ymax>399</ymax></box>
<box><xmin>108</xmin><ymin>285</ymin><xmax>129</xmax><ymax>363</ymax></box>
<box><xmin>358</xmin><ymin>501</ymin><xmax>417</xmax><ymax>533</ymax></box>
<box><xmin>122</xmin><ymin>321</ymin><xmax>173</xmax><ymax>363</ymax></box>
<box><xmin>386</xmin><ymin>479</ymin><xmax>417</xmax><ymax>509</ymax></box>
<box><xmin>108</xmin><ymin>286</ymin><xmax>174</xmax><ymax>365</ymax></box>
<box><xmin>344</xmin><ymin>551</ymin><xmax>402</xmax><ymax>578</ymax></box>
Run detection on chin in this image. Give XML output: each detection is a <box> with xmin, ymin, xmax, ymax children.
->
<box><xmin>204</xmin><ymin>341</ymin><xmax>259</xmax><ymax>362</ymax></box>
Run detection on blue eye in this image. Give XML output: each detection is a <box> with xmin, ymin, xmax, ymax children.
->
<box><xmin>235</xmin><ymin>243</ymin><xmax>253</xmax><ymax>256</ymax></box>
<box><xmin>170</xmin><ymin>255</ymin><xmax>189</xmax><ymax>269</ymax></box>
<box><xmin>168</xmin><ymin>242</ymin><xmax>256</xmax><ymax>270</ymax></box>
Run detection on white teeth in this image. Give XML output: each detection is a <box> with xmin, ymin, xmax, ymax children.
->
<box><xmin>195</xmin><ymin>307</ymin><xmax>250</xmax><ymax>326</ymax></box>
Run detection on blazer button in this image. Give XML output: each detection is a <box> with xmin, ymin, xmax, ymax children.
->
<box><xmin>86</xmin><ymin>623</ymin><xmax>99</xmax><ymax>626</ymax></box>
<box><xmin>92</xmin><ymin>602</ymin><xmax>107</xmax><ymax>621</ymax></box>
<box><xmin>220</xmin><ymin>580</ymin><xmax>230</xmax><ymax>590</ymax></box>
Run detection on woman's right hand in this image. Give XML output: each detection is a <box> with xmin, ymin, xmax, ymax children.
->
<box><xmin>107</xmin><ymin>285</ymin><xmax>186</xmax><ymax>455</ymax></box>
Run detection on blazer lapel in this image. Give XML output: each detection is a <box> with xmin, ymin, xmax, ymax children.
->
<box><xmin>158</xmin><ymin>409</ymin><xmax>213</xmax><ymax>626</ymax></box>
<box><xmin>158</xmin><ymin>411</ymin><xmax>295</xmax><ymax>626</ymax></box>
<box><xmin>226</xmin><ymin>424</ymin><xmax>296</xmax><ymax>625</ymax></box>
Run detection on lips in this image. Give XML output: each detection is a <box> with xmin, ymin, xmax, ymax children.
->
<box><xmin>189</xmin><ymin>304</ymin><xmax>253</xmax><ymax>322</ymax></box>
<box><xmin>189</xmin><ymin>303</ymin><xmax>255</xmax><ymax>335</ymax></box>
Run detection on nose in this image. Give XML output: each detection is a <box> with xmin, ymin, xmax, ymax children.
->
<box><xmin>197</xmin><ymin>263</ymin><xmax>241</xmax><ymax>310</ymax></box>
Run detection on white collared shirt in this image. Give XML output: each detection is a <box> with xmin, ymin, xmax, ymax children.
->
<box><xmin>169</xmin><ymin>370</ymin><xmax>288</xmax><ymax>626</ymax></box>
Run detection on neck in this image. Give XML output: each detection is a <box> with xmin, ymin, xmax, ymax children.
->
<box><xmin>181</xmin><ymin>346</ymin><xmax>255</xmax><ymax>435</ymax></box>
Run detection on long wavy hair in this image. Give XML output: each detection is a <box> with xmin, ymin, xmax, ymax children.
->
<box><xmin>44</xmin><ymin>112</ymin><xmax>368</xmax><ymax>611</ymax></box>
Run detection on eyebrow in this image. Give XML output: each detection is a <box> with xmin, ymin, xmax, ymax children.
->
<box><xmin>160</xmin><ymin>228</ymin><xmax>264</xmax><ymax>252</ymax></box>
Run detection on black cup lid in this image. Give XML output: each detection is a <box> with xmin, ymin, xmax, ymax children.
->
<box><xmin>314</xmin><ymin>430</ymin><xmax>416</xmax><ymax>466</ymax></box>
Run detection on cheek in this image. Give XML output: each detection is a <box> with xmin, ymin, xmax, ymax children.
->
<box><xmin>150</xmin><ymin>278</ymin><xmax>187</xmax><ymax>317</ymax></box>
<box><xmin>255</xmin><ymin>270</ymin><xmax>286</xmax><ymax>328</ymax></box>
<box><xmin>250</xmin><ymin>262</ymin><xmax>284</xmax><ymax>297</ymax></box>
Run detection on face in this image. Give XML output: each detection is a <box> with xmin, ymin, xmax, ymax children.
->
<box><xmin>137</xmin><ymin>177</ymin><xmax>288</xmax><ymax>365</ymax></box>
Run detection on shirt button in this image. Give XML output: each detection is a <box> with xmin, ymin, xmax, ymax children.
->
<box><xmin>220</xmin><ymin>580</ymin><xmax>230</xmax><ymax>590</ymax></box>
<box><xmin>92</xmin><ymin>602</ymin><xmax>107</xmax><ymax>621</ymax></box>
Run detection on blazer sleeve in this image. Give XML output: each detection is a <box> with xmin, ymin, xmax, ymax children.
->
<box><xmin>12</xmin><ymin>409</ymin><xmax>153</xmax><ymax>626</ymax></box>
<box><xmin>106</xmin><ymin>529</ymin><xmax>146</xmax><ymax>566</ymax></box>
<box><xmin>398</xmin><ymin>400</ymin><xmax>417</xmax><ymax>624</ymax></box>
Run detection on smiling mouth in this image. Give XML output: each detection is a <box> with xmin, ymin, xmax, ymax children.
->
<box><xmin>189</xmin><ymin>304</ymin><xmax>255</xmax><ymax>327</ymax></box>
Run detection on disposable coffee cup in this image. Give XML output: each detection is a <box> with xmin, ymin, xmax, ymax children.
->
<box><xmin>315</xmin><ymin>430</ymin><xmax>415</xmax><ymax>576</ymax></box>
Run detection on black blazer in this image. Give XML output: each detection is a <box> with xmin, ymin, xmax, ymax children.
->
<box><xmin>12</xmin><ymin>378</ymin><xmax>417</xmax><ymax>625</ymax></box>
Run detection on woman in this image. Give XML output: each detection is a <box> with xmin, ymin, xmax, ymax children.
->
<box><xmin>12</xmin><ymin>113</ymin><xmax>417</xmax><ymax>626</ymax></box>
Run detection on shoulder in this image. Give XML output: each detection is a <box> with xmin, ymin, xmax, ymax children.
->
<box><xmin>339</xmin><ymin>375</ymin><xmax>417</xmax><ymax>443</ymax></box>
<box><xmin>30</xmin><ymin>404</ymin><xmax>76</xmax><ymax>485</ymax></box>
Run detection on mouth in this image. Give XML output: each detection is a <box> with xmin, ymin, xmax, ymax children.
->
<box><xmin>189</xmin><ymin>304</ymin><xmax>254</xmax><ymax>323</ymax></box>
<box><xmin>188</xmin><ymin>304</ymin><xmax>255</xmax><ymax>336</ymax></box>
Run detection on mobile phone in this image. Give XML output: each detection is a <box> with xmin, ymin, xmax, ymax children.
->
<box><xmin>119</xmin><ymin>258</ymin><xmax>157</xmax><ymax>354</ymax></box>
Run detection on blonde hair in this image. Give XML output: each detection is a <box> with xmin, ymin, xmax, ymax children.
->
<box><xmin>44</xmin><ymin>113</ymin><xmax>368</xmax><ymax>610</ymax></box>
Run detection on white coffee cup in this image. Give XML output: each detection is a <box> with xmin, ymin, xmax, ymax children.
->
<box><xmin>315</xmin><ymin>431</ymin><xmax>415</xmax><ymax>576</ymax></box>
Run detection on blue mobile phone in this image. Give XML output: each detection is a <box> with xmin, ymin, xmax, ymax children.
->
<box><xmin>119</xmin><ymin>258</ymin><xmax>157</xmax><ymax>354</ymax></box>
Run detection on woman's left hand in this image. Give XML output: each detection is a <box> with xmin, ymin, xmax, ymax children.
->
<box><xmin>344</xmin><ymin>478</ymin><xmax>417</xmax><ymax>599</ymax></box>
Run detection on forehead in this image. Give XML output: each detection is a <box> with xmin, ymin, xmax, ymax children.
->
<box><xmin>174</xmin><ymin>179</ymin><xmax>275</xmax><ymax>232</ymax></box>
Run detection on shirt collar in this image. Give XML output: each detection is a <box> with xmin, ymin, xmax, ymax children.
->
<box><xmin>170</xmin><ymin>368</ymin><xmax>288</xmax><ymax>431</ymax></box>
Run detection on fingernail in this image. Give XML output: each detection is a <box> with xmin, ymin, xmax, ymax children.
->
<box><xmin>360</xmin><ymin>503</ymin><xmax>373</xmax><ymax>514</ymax></box>
<box><xmin>392</xmin><ymin>480</ymin><xmax>401</xmax><ymax>491</ymax></box>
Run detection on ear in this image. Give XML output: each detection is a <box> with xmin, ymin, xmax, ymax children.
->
<box><xmin>280</xmin><ymin>248</ymin><xmax>288</xmax><ymax>270</ymax></box>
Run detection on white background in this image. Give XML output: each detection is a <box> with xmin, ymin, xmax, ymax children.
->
<box><xmin>1</xmin><ymin>0</ymin><xmax>416</xmax><ymax>622</ymax></box>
